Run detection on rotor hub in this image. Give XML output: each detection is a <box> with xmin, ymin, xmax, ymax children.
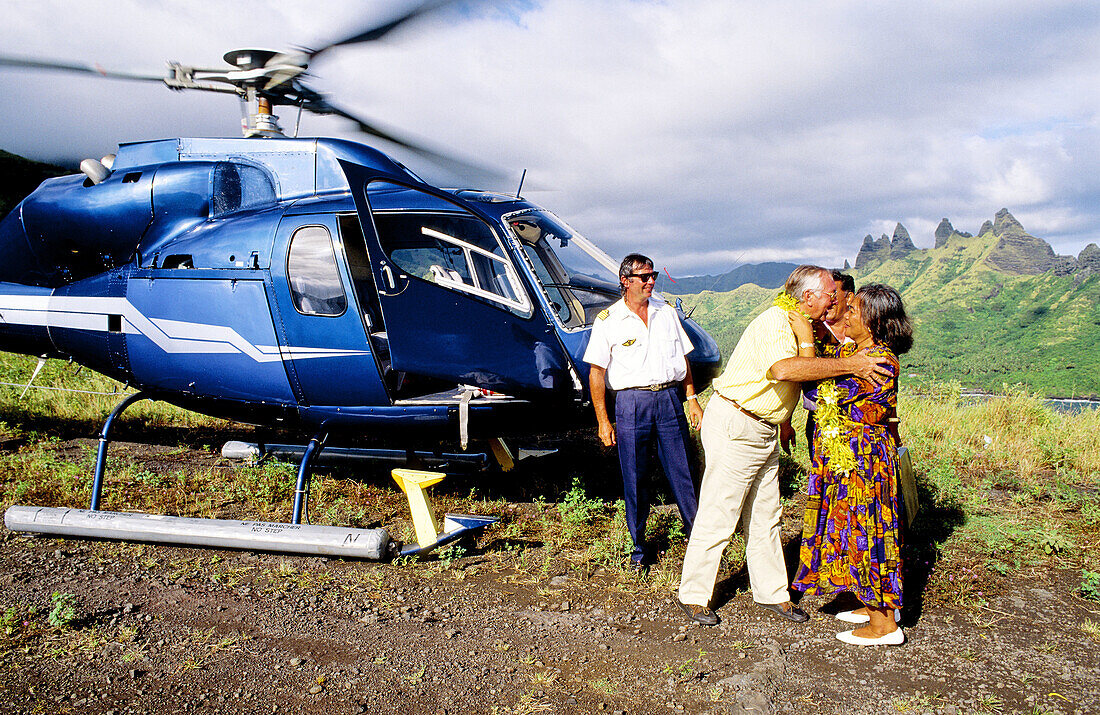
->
<box><xmin>223</xmin><ymin>49</ymin><xmax>280</xmax><ymax>71</ymax></box>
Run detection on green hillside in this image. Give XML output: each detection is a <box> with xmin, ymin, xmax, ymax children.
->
<box><xmin>671</xmin><ymin>217</ymin><xmax>1100</xmax><ymax>398</ymax></box>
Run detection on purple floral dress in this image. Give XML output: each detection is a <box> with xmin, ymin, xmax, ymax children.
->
<box><xmin>792</xmin><ymin>342</ymin><xmax>903</xmax><ymax>609</ymax></box>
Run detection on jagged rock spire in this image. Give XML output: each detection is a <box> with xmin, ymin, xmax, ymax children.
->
<box><xmin>849</xmin><ymin>209</ymin><xmax>1086</xmax><ymax>278</ymax></box>
<box><xmin>891</xmin><ymin>223</ymin><xmax>916</xmax><ymax>258</ymax></box>
<box><xmin>855</xmin><ymin>233</ymin><xmax>891</xmax><ymax>269</ymax></box>
<box><xmin>1079</xmin><ymin>243</ymin><xmax>1100</xmax><ymax>272</ymax></box>
<box><xmin>935</xmin><ymin>219</ymin><xmax>954</xmax><ymax>248</ymax></box>
<box><xmin>993</xmin><ymin>208</ymin><xmax>1025</xmax><ymax>236</ymax></box>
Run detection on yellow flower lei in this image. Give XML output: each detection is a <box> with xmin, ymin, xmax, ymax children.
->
<box><xmin>815</xmin><ymin>380</ymin><xmax>858</xmax><ymax>474</ymax></box>
<box><xmin>773</xmin><ymin>291</ymin><xmax>800</xmax><ymax>313</ymax></box>
<box><xmin>775</xmin><ymin>291</ymin><xmax>858</xmax><ymax>473</ymax></box>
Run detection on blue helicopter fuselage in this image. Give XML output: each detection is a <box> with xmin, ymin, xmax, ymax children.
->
<box><xmin>0</xmin><ymin>137</ymin><xmax>720</xmax><ymax>436</ymax></box>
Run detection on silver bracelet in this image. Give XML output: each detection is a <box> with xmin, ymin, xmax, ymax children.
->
<box><xmin>686</xmin><ymin>394</ymin><xmax>698</xmax><ymax>401</ymax></box>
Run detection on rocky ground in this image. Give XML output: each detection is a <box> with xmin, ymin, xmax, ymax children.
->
<box><xmin>1</xmin><ymin>435</ymin><xmax>1098</xmax><ymax>715</ymax></box>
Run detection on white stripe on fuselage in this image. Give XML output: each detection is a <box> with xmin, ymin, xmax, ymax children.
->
<box><xmin>0</xmin><ymin>294</ymin><xmax>368</xmax><ymax>363</ymax></box>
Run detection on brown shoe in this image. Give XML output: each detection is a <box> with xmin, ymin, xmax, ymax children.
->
<box><xmin>676</xmin><ymin>598</ymin><xmax>719</xmax><ymax>626</ymax></box>
<box><xmin>758</xmin><ymin>601</ymin><xmax>809</xmax><ymax>623</ymax></box>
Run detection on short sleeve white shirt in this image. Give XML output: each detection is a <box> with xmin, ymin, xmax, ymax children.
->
<box><xmin>582</xmin><ymin>296</ymin><xmax>694</xmax><ymax>390</ymax></box>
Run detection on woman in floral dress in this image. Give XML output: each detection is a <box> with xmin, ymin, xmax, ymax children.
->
<box><xmin>790</xmin><ymin>284</ymin><xmax>913</xmax><ymax>646</ymax></box>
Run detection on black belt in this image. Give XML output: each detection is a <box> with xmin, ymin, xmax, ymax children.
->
<box><xmin>623</xmin><ymin>381</ymin><xmax>678</xmax><ymax>392</ymax></box>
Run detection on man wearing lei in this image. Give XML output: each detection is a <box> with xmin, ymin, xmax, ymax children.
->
<box><xmin>676</xmin><ymin>265</ymin><xmax>891</xmax><ymax>626</ymax></box>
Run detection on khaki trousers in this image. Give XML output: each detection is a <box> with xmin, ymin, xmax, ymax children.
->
<box><xmin>677</xmin><ymin>396</ymin><xmax>789</xmax><ymax>606</ymax></box>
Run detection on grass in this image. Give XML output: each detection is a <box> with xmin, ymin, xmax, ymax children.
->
<box><xmin>0</xmin><ymin>347</ymin><xmax>1098</xmax><ymax>612</ymax></box>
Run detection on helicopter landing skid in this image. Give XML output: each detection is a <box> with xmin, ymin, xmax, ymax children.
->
<box><xmin>3</xmin><ymin>393</ymin><xmax>497</xmax><ymax>560</ymax></box>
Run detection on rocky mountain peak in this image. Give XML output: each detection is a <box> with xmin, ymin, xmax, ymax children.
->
<box><xmin>890</xmin><ymin>223</ymin><xmax>916</xmax><ymax>258</ymax></box>
<box><xmin>1079</xmin><ymin>243</ymin><xmax>1100</xmax><ymax>275</ymax></box>
<box><xmin>934</xmin><ymin>219</ymin><xmax>954</xmax><ymax>248</ymax></box>
<box><xmin>852</xmin><ymin>209</ymin><xmax>1088</xmax><ymax>279</ymax></box>
<box><xmin>992</xmin><ymin>208</ymin><xmax>1026</xmax><ymax>237</ymax></box>
<box><xmin>984</xmin><ymin>209</ymin><xmax>1062</xmax><ymax>275</ymax></box>
<box><xmin>855</xmin><ymin>233</ymin><xmax>891</xmax><ymax>269</ymax></box>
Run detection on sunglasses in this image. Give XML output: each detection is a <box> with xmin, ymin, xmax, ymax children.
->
<box><xmin>627</xmin><ymin>272</ymin><xmax>659</xmax><ymax>283</ymax></box>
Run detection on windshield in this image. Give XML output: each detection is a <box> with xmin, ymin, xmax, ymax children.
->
<box><xmin>506</xmin><ymin>210</ymin><xmax>621</xmax><ymax>329</ymax></box>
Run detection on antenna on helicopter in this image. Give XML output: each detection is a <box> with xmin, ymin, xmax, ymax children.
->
<box><xmin>516</xmin><ymin>169</ymin><xmax>527</xmax><ymax>198</ymax></box>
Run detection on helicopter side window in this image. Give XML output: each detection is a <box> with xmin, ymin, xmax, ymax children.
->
<box><xmin>287</xmin><ymin>226</ymin><xmax>347</xmax><ymax>317</ymax></box>
<box><xmin>213</xmin><ymin>162</ymin><xmax>276</xmax><ymax>216</ymax></box>
<box><xmin>372</xmin><ymin>211</ymin><xmax>528</xmax><ymax>314</ymax></box>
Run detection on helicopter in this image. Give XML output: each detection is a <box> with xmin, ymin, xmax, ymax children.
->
<box><xmin>0</xmin><ymin>1</ymin><xmax>721</xmax><ymax>557</ymax></box>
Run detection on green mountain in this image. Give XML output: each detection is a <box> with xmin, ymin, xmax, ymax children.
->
<box><xmin>662</xmin><ymin>261</ymin><xmax>798</xmax><ymax>294</ymax></box>
<box><xmin>671</xmin><ymin>210</ymin><xmax>1100</xmax><ymax>398</ymax></box>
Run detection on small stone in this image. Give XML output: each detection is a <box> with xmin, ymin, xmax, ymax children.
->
<box><xmin>309</xmin><ymin>685</ymin><xmax>323</xmax><ymax>695</ymax></box>
<box><xmin>290</xmin><ymin>658</ymin><xmax>302</xmax><ymax>666</ymax></box>
<box><xmin>672</xmin><ymin>633</ymin><xmax>686</xmax><ymax>642</ymax></box>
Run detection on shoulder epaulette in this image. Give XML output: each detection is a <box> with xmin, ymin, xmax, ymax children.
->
<box><xmin>596</xmin><ymin>309</ymin><xmax>609</xmax><ymax>320</ymax></box>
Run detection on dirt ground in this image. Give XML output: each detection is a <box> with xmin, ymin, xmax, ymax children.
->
<box><xmin>1</xmin><ymin>434</ymin><xmax>1098</xmax><ymax>715</ymax></box>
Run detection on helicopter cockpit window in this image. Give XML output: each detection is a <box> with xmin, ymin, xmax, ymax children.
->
<box><xmin>287</xmin><ymin>226</ymin><xmax>347</xmax><ymax>317</ymax></box>
<box><xmin>367</xmin><ymin>183</ymin><xmax>530</xmax><ymax>315</ymax></box>
<box><xmin>506</xmin><ymin>210</ymin><xmax>620</xmax><ymax>329</ymax></box>
<box><xmin>212</xmin><ymin>162</ymin><xmax>276</xmax><ymax>216</ymax></box>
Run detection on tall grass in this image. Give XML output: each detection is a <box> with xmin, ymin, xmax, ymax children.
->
<box><xmin>0</xmin><ymin>353</ymin><xmax>219</xmax><ymax>431</ymax></box>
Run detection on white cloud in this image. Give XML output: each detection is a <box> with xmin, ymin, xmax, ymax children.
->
<box><xmin>1</xmin><ymin>0</ymin><xmax>1098</xmax><ymax>275</ymax></box>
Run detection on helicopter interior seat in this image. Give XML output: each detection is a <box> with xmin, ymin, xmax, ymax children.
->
<box><xmin>429</xmin><ymin>264</ymin><xmax>464</xmax><ymax>286</ymax></box>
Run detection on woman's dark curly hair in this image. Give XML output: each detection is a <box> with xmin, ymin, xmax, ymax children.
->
<box><xmin>855</xmin><ymin>283</ymin><xmax>913</xmax><ymax>355</ymax></box>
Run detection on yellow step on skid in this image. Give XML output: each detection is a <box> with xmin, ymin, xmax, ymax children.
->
<box><xmin>391</xmin><ymin>468</ymin><xmax>498</xmax><ymax>556</ymax></box>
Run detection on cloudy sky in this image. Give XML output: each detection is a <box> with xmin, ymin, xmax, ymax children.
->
<box><xmin>1</xmin><ymin>0</ymin><xmax>1098</xmax><ymax>277</ymax></box>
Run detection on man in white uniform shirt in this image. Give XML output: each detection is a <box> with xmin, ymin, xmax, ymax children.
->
<box><xmin>584</xmin><ymin>253</ymin><xmax>703</xmax><ymax>570</ymax></box>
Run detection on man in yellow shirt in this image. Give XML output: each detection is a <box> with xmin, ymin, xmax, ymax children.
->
<box><xmin>676</xmin><ymin>265</ymin><xmax>890</xmax><ymax>626</ymax></box>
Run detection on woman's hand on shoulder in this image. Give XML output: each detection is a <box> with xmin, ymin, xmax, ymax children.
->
<box><xmin>786</xmin><ymin>310</ymin><xmax>814</xmax><ymax>345</ymax></box>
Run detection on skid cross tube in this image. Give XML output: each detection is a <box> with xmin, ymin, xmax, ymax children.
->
<box><xmin>291</xmin><ymin>428</ymin><xmax>329</xmax><ymax>525</ymax></box>
<box><xmin>90</xmin><ymin>392</ymin><xmax>156</xmax><ymax>511</ymax></box>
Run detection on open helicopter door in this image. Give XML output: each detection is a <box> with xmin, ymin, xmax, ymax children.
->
<box><xmin>342</xmin><ymin>168</ymin><xmax>574</xmax><ymax>398</ymax></box>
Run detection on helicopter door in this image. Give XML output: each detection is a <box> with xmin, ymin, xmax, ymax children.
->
<box><xmin>343</xmin><ymin>172</ymin><xmax>573</xmax><ymax>397</ymax></box>
<box><xmin>269</xmin><ymin>215</ymin><xmax>389</xmax><ymax>407</ymax></box>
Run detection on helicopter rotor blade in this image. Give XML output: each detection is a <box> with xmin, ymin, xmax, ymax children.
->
<box><xmin>0</xmin><ymin>54</ymin><xmax>166</xmax><ymax>82</ymax></box>
<box><xmin>307</xmin><ymin>0</ymin><xmax>461</xmax><ymax>60</ymax></box>
<box><xmin>319</xmin><ymin>99</ymin><xmax>506</xmax><ymax>185</ymax></box>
